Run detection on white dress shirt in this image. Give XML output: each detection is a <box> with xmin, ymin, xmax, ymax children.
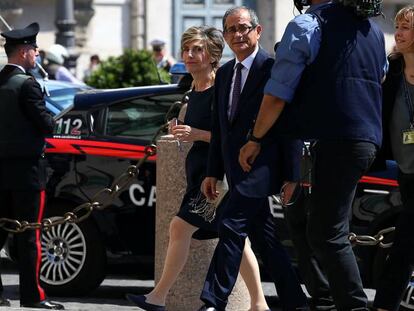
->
<box><xmin>6</xmin><ymin>63</ymin><xmax>26</xmax><ymax>73</ymax></box>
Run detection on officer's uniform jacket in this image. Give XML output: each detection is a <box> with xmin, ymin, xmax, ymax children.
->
<box><xmin>0</xmin><ymin>65</ymin><xmax>54</xmax><ymax>190</ymax></box>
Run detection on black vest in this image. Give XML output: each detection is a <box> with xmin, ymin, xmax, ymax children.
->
<box><xmin>0</xmin><ymin>74</ymin><xmax>46</xmax><ymax>157</ymax></box>
<box><xmin>277</xmin><ymin>3</ymin><xmax>385</xmax><ymax>147</ymax></box>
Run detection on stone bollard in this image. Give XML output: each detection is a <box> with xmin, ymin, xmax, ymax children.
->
<box><xmin>156</xmin><ymin>135</ymin><xmax>250</xmax><ymax>311</ymax></box>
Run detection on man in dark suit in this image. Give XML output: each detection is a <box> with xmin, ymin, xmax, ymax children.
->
<box><xmin>0</xmin><ymin>23</ymin><xmax>64</xmax><ymax>309</ymax></box>
<box><xmin>199</xmin><ymin>6</ymin><xmax>308</xmax><ymax>311</ymax></box>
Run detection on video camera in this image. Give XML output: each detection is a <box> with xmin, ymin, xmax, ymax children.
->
<box><xmin>294</xmin><ymin>0</ymin><xmax>383</xmax><ymax>18</ymax></box>
<box><xmin>339</xmin><ymin>0</ymin><xmax>383</xmax><ymax>18</ymax></box>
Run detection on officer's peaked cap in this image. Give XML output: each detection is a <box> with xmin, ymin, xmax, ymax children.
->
<box><xmin>1</xmin><ymin>22</ymin><xmax>39</xmax><ymax>48</ymax></box>
<box><xmin>150</xmin><ymin>39</ymin><xmax>166</xmax><ymax>48</ymax></box>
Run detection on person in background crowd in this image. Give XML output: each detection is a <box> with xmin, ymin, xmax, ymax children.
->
<box><xmin>126</xmin><ymin>25</ymin><xmax>269</xmax><ymax>311</ymax></box>
<box><xmin>199</xmin><ymin>6</ymin><xmax>307</xmax><ymax>311</ymax></box>
<box><xmin>0</xmin><ymin>22</ymin><xmax>64</xmax><ymax>310</ymax></box>
<box><xmin>150</xmin><ymin>39</ymin><xmax>176</xmax><ymax>72</ymax></box>
<box><xmin>238</xmin><ymin>0</ymin><xmax>387</xmax><ymax>309</ymax></box>
<box><xmin>45</xmin><ymin>44</ymin><xmax>84</xmax><ymax>85</ymax></box>
<box><xmin>373</xmin><ymin>5</ymin><xmax>414</xmax><ymax>311</ymax></box>
<box><xmin>83</xmin><ymin>54</ymin><xmax>100</xmax><ymax>81</ymax></box>
<box><xmin>38</xmin><ymin>49</ymin><xmax>46</xmax><ymax>68</ymax></box>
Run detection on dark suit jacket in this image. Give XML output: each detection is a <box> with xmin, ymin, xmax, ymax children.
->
<box><xmin>207</xmin><ymin>48</ymin><xmax>302</xmax><ymax>198</ymax></box>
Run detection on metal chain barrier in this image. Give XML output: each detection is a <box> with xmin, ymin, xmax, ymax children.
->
<box><xmin>348</xmin><ymin>226</ymin><xmax>395</xmax><ymax>248</ymax></box>
<box><xmin>271</xmin><ymin>195</ymin><xmax>396</xmax><ymax>249</ymax></box>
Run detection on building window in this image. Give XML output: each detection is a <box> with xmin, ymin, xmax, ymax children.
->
<box><xmin>183</xmin><ymin>0</ymin><xmax>205</xmax><ymax>4</ymax></box>
<box><xmin>213</xmin><ymin>0</ymin><xmax>235</xmax><ymax>4</ymax></box>
<box><xmin>174</xmin><ymin>0</ymin><xmax>243</xmax><ymax>60</ymax></box>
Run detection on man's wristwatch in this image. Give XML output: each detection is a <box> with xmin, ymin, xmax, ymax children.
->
<box><xmin>247</xmin><ymin>130</ymin><xmax>262</xmax><ymax>144</ymax></box>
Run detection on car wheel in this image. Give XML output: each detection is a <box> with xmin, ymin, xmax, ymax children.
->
<box><xmin>400</xmin><ymin>279</ymin><xmax>414</xmax><ymax>310</ymax></box>
<box><xmin>40</xmin><ymin>202</ymin><xmax>106</xmax><ymax>296</ymax></box>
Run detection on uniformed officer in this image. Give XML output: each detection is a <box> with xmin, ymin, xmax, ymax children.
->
<box><xmin>150</xmin><ymin>39</ymin><xmax>176</xmax><ymax>72</ymax></box>
<box><xmin>0</xmin><ymin>23</ymin><xmax>64</xmax><ymax>309</ymax></box>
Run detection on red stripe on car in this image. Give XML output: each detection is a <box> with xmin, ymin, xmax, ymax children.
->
<box><xmin>359</xmin><ymin>176</ymin><xmax>399</xmax><ymax>187</ymax></box>
<box><xmin>301</xmin><ymin>176</ymin><xmax>398</xmax><ymax>188</ymax></box>
<box><xmin>45</xmin><ymin>138</ymin><xmax>157</xmax><ymax>161</ymax></box>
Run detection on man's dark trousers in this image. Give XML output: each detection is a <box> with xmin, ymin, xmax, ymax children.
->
<box><xmin>374</xmin><ymin>171</ymin><xmax>414</xmax><ymax>311</ymax></box>
<box><xmin>201</xmin><ymin>188</ymin><xmax>307</xmax><ymax>311</ymax></box>
<box><xmin>307</xmin><ymin>140</ymin><xmax>376</xmax><ymax>310</ymax></box>
<box><xmin>285</xmin><ymin>191</ymin><xmax>331</xmax><ymax>300</ymax></box>
<box><xmin>0</xmin><ymin>188</ymin><xmax>46</xmax><ymax>304</ymax></box>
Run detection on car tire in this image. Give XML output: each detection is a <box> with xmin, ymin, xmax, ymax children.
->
<box><xmin>39</xmin><ymin>201</ymin><xmax>106</xmax><ymax>296</ymax></box>
<box><xmin>400</xmin><ymin>281</ymin><xmax>414</xmax><ymax>310</ymax></box>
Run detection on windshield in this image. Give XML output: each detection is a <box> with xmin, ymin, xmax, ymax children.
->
<box><xmin>45</xmin><ymin>87</ymin><xmax>83</xmax><ymax>116</ymax></box>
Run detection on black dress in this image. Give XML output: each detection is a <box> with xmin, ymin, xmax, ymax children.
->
<box><xmin>176</xmin><ymin>86</ymin><xmax>224</xmax><ymax>239</ymax></box>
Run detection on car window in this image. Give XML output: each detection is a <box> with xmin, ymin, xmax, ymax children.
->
<box><xmin>101</xmin><ymin>94</ymin><xmax>183</xmax><ymax>140</ymax></box>
<box><xmin>47</xmin><ymin>87</ymin><xmax>84</xmax><ymax>111</ymax></box>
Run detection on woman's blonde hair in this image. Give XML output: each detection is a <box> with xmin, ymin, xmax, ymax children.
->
<box><xmin>395</xmin><ymin>5</ymin><xmax>414</xmax><ymax>28</ymax></box>
<box><xmin>180</xmin><ymin>26</ymin><xmax>225</xmax><ymax>72</ymax></box>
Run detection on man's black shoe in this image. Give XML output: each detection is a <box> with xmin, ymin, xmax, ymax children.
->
<box><xmin>310</xmin><ymin>297</ymin><xmax>335</xmax><ymax>311</ymax></box>
<box><xmin>0</xmin><ymin>296</ymin><xmax>10</xmax><ymax>307</ymax></box>
<box><xmin>21</xmin><ymin>300</ymin><xmax>64</xmax><ymax>310</ymax></box>
<box><xmin>125</xmin><ymin>294</ymin><xmax>166</xmax><ymax>311</ymax></box>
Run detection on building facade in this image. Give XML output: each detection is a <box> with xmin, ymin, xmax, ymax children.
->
<box><xmin>0</xmin><ymin>0</ymin><xmax>409</xmax><ymax>79</ymax></box>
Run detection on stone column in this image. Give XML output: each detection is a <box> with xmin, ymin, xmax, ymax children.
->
<box><xmin>130</xmin><ymin>0</ymin><xmax>146</xmax><ymax>50</ymax></box>
<box><xmin>156</xmin><ymin>135</ymin><xmax>250</xmax><ymax>311</ymax></box>
<box><xmin>55</xmin><ymin>0</ymin><xmax>78</xmax><ymax>71</ymax></box>
<box><xmin>74</xmin><ymin>0</ymin><xmax>95</xmax><ymax>49</ymax></box>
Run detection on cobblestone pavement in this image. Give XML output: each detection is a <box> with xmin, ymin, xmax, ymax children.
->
<box><xmin>0</xmin><ymin>267</ymin><xmax>376</xmax><ymax>310</ymax></box>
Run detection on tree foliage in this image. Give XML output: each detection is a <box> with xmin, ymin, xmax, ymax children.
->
<box><xmin>85</xmin><ymin>49</ymin><xmax>170</xmax><ymax>88</ymax></box>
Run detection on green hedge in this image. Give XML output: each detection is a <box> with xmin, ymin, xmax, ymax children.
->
<box><xmin>85</xmin><ymin>49</ymin><xmax>171</xmax><ymax>88</ymax></box>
